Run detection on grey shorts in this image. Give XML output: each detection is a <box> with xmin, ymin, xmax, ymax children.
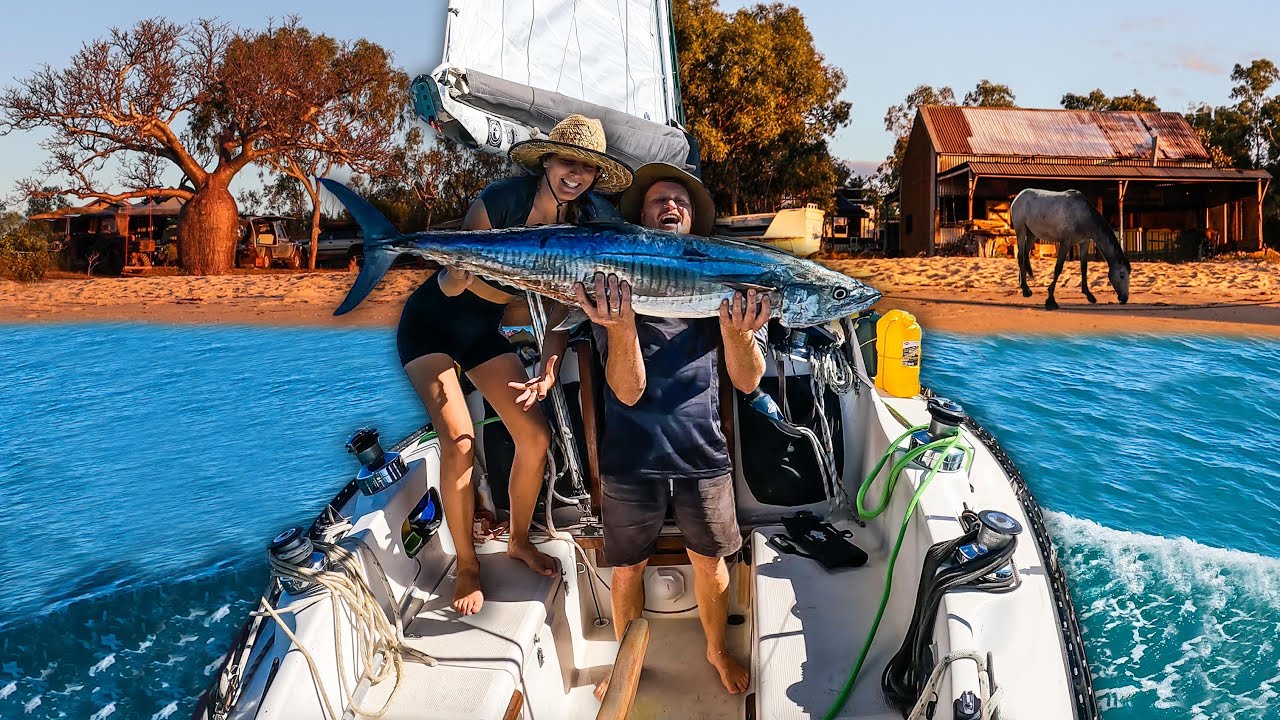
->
<box><xmin>601</xmin><ymin>472</ymin><xmax>742</xmax><ymax>567</ymax></box>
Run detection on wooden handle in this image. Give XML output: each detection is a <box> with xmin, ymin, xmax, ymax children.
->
<box><xmin>596</xmin><ymin>618</ymin><xmax>650</xmax><ymax>720</ymax></box>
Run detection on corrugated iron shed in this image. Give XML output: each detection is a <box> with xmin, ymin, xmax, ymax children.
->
<box><xmin>919</xmin><ymin>107</ymin><xmax>1211</xmax><ymax>162</ymax></box>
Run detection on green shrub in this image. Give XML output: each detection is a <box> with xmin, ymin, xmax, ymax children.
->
<box><xmin>0</xmin><ymin>212</ymin><xmax>57</xmax><ymax>281</ymax></box>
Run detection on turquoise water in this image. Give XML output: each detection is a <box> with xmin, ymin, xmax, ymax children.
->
<box><xmin>1</xmin><ymin>325</ymin><xmax>1278</xmax><ymax>719</ymax></box>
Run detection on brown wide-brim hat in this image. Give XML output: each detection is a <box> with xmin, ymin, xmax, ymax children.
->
<box><xmin>620</xmin><ymin>162</ymin><xmax>716</xmax><ymax>236</ymax></box>
<box><xmin>508</xmin><ymin>114</ymin><xmax>633</xmax><ymax>194</ymax></box>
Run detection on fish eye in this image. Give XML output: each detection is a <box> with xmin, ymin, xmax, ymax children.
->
<box><xmin>832</xmin><ymin>287</ymin><xmax>848</xmax><ymax>300</ymax></box>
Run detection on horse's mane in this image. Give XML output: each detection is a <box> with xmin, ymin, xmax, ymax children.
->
<box><xmin>1073</xmin><ymin>191</ymin><xmax>1130</xmax><ymax>267</ymax></box>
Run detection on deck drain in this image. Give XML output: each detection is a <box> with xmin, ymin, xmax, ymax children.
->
<box><xmin>727</xmin><ymin>614</ymin><xmax>745</xmax><ymax>626</ymax></box>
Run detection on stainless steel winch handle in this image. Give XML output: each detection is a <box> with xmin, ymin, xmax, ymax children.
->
<box><xmin>526</xmin><ymin>292</ymin><xmax>591</xmax><ymax>504</ymax></box>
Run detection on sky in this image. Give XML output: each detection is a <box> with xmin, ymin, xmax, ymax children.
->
<box><xmin>1</xmin><ymin>0</ymin><xmax>1277</xmax><ymax>208</ymax></box>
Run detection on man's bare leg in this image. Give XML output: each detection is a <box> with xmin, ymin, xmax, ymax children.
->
<box><xmin>688</xmin><ymin>549</ymin><xmax>749</xmax><ymax>694</ymax></box>
<box><xmin>595</xmin><ymin>560</ymin><xmax>648</xmax><ymax>700</ymax></box>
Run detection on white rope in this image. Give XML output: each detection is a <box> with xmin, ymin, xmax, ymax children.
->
<box><xmin>810</xmin><ymin>343</ymin><xmax>856</xmax><ymax>395</ymax></box>
<box><xmin>254</xmin><ymin>540</ymin><xmax>438</xmax><ymax>720</ymax></box>
<box><xmin>903</xmin><ymin>649</ymin><xmax>1003</xmax><ymax>720</ymax></box>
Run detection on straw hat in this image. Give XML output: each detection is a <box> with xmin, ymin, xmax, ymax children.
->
<box><xmin>508</xmin><ymin>114</ymin><xmax>633</xmax><ymax>194</ymax></box>
<box><xmin>620</xmin><ymin>162</ymin><xmax>716</xmax><ymax>236</ymax></box>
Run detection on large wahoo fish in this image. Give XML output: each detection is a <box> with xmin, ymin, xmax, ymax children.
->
<box><xmin>321</xmin><ymin>179</ymin><xmax>881</xmax><ymax>327</ymax></box>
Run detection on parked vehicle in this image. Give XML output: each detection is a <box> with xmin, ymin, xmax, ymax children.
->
<box><xmin>315</xmin><ymin>228</ymin><xmax>363</xmax><ymax>269</ymax></box>
<box><xmin>237</xmin><ymin>216</ymin><xmax>304</xmax><ymax>270</ymax></box>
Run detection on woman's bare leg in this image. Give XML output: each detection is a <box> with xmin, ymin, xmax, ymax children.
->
<box><xmin>405</xmin><ymin>353</ymin><xmax>485</xmax><ymax>615</ymax></box>
<box><xmin>467</xmin><ymin>353</ymin><xmax>558</xmax><ymax>576</ymax></box>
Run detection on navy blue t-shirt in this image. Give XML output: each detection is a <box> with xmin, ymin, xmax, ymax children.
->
<box><xmin>593</xmin><ymin>316</ymin><xmax>766</xmax><ymax>481</ymax></box>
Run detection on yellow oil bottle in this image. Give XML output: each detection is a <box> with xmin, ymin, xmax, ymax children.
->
<box><xmin>875</xmin><ymin>309</ymin><xmax>922</xmax><ymax>398</ymax></box>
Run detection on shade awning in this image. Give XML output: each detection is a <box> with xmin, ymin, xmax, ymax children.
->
<box><xmin>939</xmin><ymin>161</ymin><xmax>1271</xmax><ymax>183</ymax></box>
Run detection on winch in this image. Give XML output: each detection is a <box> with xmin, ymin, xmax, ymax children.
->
<box><xmin>346</xmin><ymin>427</ymin><xmax>408</xmax><ymax>495</ymax></box>
<box><xmin>954</xmin><ymin>509</ymin><xmax>1023</xmax><ymax>581</ymax></box>
<box><xmin>907</xmin><ymin>397</ymin><xmax>969</xmax><ymax>473</ymax></box>
<box><xmin>269</xmin><ymin>526</ymin><xmax>327</xmax><ymax>594</ymax></box>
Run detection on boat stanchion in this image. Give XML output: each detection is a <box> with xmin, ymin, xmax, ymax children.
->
<box><xmin>525</xmin><ymin>292</ymin><xmax>592</xmax><ymax>510</ymax></box>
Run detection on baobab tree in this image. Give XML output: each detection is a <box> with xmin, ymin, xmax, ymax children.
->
<box><xmin>0</xmin><ymin>17</ymin><xmax>406</xmax><ymax>274</ymax></box>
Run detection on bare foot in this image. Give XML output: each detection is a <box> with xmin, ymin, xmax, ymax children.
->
<box><xmin>707</xmin><ymin>648</ymin><xmax>749</xmax><ymax>695</ymax></box>
<box><xmin>593</xmin><ymin>673</ymin><xmax>610</xmax><ymax>702</ymax></box>
<box><xmin>452</xmin><ymin>564</ymin><xmax>483</xmax><ymax>615</ymax></box>
<box><xmin>508</xmin><ymin>540</ymin><xmax>559</xmax><ymax>577</ymax></box>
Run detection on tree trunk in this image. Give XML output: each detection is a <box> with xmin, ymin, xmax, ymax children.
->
<box><xmin>178</xmin><ymin>180</ymin><xmax>239</xmax><ymax>275</ymax></box>
<box><xmin>309</xmin><ymin>190</ymin><xmax>322</xmax><ymax>271</ymax></box>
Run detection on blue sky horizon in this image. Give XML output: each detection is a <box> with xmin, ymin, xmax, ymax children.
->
<box><xmin>1</xmin><ymin>0</ymin><xmax>1276</xmax><ymax>209</ymax></box>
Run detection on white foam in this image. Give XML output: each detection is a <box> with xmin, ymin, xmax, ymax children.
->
<box><xmin>89</xmin><ymin>701</ymin><xmax>116</xmax><ymax>720</ymax></box>
<box><xmin>0</xmin><ymin>682</ymin><xmax>14</xmax><ymax>700</ymax></box>
<box><xmin>151</xmin><ymin>702</ymin><xmax>178</xmax><ymax>720</ymax></box>
<box><xmin>204</xmin><ymin>605</ymin><xmax>230</xmax><ymax>626</ymax></box>
<box><xmin>88</xmin><ymin>653</ymin><xmax>115</xmax><ymax>677</ymax></box>
<box><xmin>22</xmin><ymin>695</ymin><xmax>41</xmax><ymax>714</ymax></box>
<box><xmin>1046</xmin><ymin>511</ymin><xmax>1280</xmax><ymax>718</ymax></box>
<box><xmin>1046</xmin><ymin>511</ymin><xmax>1280</xmax><ymax>604</ymax></box>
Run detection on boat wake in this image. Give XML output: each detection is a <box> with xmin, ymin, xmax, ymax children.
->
<box><xmin>1046</xmin><ymin>511</ymin><xmax>1280</xmax><ymax>719</ymax></box>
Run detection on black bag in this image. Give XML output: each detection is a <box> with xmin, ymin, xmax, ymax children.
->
<box><xmin>736</xmin><ymin>379</ymin><xmax>842</xmax><ymax>507</ymax></box>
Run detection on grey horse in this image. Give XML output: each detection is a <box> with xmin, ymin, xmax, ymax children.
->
<box><xmin>1010</xmin><ymin>188</ymin><xmax>1131</xmax><ymax>310</ymax></box>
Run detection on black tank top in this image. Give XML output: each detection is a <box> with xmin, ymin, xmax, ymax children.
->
<box><xmin>479</xmin><ymin>175</ymin><xmax>621</xmax><ymax>228</ymax></box>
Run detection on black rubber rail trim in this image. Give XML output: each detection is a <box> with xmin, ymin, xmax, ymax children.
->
<box><xmin>962</xmin><ymin>416</ymin><xmax>1101</xmax><ymax>720</ymax></box>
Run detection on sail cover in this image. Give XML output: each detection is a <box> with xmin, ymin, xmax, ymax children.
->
<box><xmin>443</xmin><ymin>0</ymin><xmax>679</xmax><ymax>126</ymax></box>
<box><xmin>419</xmin><ymin>0</ymin><xmax>692</xmax><ymax>171</ymax></box>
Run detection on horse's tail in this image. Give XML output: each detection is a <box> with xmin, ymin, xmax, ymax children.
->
<box><xmin>1010</xmin><ymin>192</ymin><xmax>1034</xmax><ymax>279</ymax></box>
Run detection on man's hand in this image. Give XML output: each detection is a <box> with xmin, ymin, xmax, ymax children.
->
<box><xmin>720</xmin><ymin>290</ymin><xmax>769</xmax><ymax>393</ymax></box>
<box><xmin>574</xmin><ymin>272</ymin><xmax>635</xmax><ymax>333</ymax></box>
<box><xmin>719</xmin><ymin>289</ymin><xmax>771</xmax><ymax>337</ymax></box>
<box><xmin>438</xmin><ymin>266</ymin><xmax>475</xmax><ymax>297</ymax></box>
<box><xmin>508</xmin><ymin>354</ymin><xmax>559</xmax><ymax>411</ymax></box>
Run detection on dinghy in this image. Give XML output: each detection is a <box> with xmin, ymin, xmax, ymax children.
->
<box><xmin>196</xmin><ymin>2</ymin><xmax>1098</xmax><ymax>717</ymax></box>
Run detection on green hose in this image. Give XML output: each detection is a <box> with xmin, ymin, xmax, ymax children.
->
<box><xmin>823</xmin><ymin>423</ymin><xmax>973</xmax><ymax>720</ymax></box>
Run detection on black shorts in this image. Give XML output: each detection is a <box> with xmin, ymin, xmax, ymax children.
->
<box><xmin>396</xmin><ymin>274</ymin><xmax>512</xmax><ymax>372</ymax></box>
<box><xmin>601</xmin><ymin>472</ymin><xmax>742</xmax><ymax>567</ymax></box>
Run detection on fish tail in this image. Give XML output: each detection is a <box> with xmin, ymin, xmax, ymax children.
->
<box><xmin>318</xmin><ymin>178</ymin><xmax>403</xmax><ymax>316</ymax></box>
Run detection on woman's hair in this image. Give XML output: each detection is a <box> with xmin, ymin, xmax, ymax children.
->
<box><xmin>541</xmin><ymin>153</ymin><xmax>600</xmax><ymax>224</ymax></box>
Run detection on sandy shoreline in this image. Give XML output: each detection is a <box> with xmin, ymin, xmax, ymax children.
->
<box><xmin>2</xmin><ymin>257</ymin><xmax>1278</xmax><ymax>337</ymax></box>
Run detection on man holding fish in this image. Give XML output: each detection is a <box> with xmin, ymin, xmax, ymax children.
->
<box><xmin>576</xmin><ymin>162</ymin><xmax>762</xmax><ymax>697</ymax></box>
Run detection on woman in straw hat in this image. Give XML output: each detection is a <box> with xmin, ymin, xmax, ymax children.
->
<box><xmin>396</xmin><ymin>114</ymin><xmax>633</xmax><ymax>615</ymax></box>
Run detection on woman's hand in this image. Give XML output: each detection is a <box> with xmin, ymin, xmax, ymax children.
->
<box><xmin>508</xmin><ymin>355</ymin><xmax>559</xmax><ymax>411</ymax></box>
<box><xmin>438</xmin><ymin>266</ymin><xmax>475</xmax><ymax>297</ymax></box>
<box><xmin>573</xmin><ymin>272</ymin><xmax>635</xmax><ymax>333</ymax></box>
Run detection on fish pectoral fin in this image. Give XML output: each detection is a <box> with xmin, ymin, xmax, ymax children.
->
<box><xmin>722</xmin><ymin>280</ymin><xmax>776</xmax><ymax>295</ymax></box>
<box><xmin>552</xmin><ymin>307</ymin><xmax>590</xmax><ymax>332</ymax></box>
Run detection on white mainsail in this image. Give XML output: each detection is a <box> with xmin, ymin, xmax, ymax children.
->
<box><xmin>415</xmin><ymin>0</ymin><xmax>691</xmax><ymax>170</ymax></box>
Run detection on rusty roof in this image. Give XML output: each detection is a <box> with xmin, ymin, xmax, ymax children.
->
<box><xmin>939</xmin><ymin>161</ymin><xmax>1270</xmax><ymax>182</ymax></box>
<box><xmin>919</xmin><ymin>107</ymin><xmax>1212</xmax><ymax>162</ymax></box>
